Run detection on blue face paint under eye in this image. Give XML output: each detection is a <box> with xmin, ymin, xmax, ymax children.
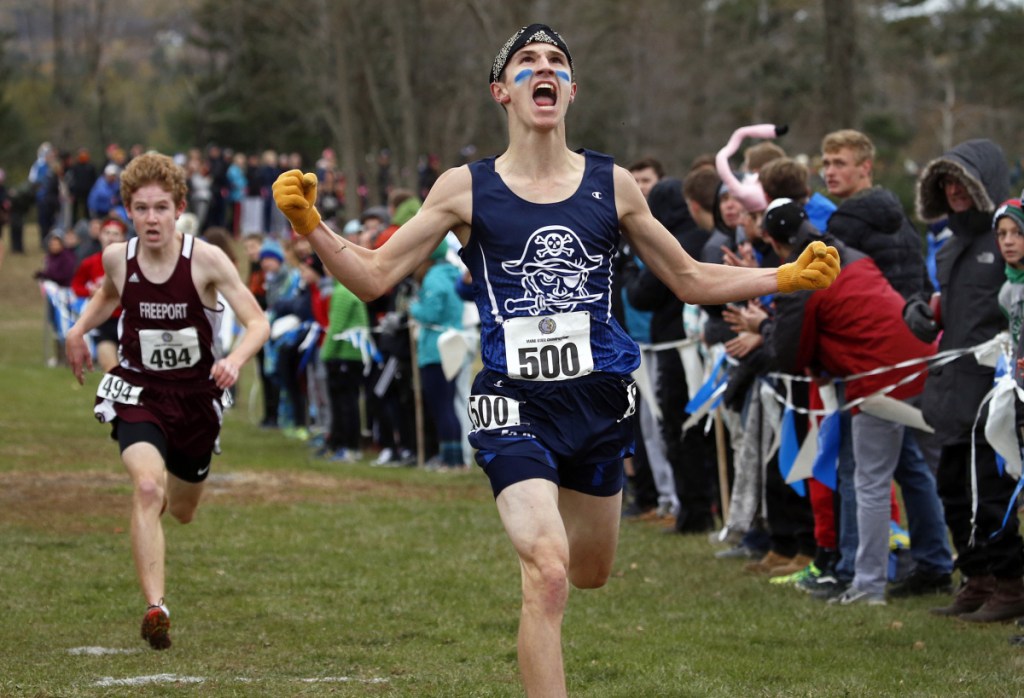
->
<box><xmin>555</xmin><ymin>70</ymin><xmax>571</xmax><ymax>83</ymax></box>
<box><xmin>514</xmin><ymin>69</ymin><xmax>533</xmax><ymax>84</ymax></box>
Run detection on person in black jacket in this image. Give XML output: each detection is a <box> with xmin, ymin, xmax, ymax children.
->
<box><xmin>67</xmin><ymin>148</ymin><xmax>99</xmax><ymax>225</ymax></box>
<box><xmin>615</xmin><ymin>157</ymin><xmax>670</xmax><ymax>519</ymax></box>
<box><xmin>906</xmin><ymin>139</ymin><xmax>1024</xmax><ymax>622</ymax></box>
<box><xmin>625</xmin><ymin>175</ymin><xmax>716</xmax><ymax>533</ymax></box>
<box><xmin>821</xmin><ymin>129</ymin><xmax>932</xmax><ymax>302</ymax></box>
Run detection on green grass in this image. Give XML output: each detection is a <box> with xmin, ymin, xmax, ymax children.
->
<box><xmin>3</xmin><ymin>238</ymin><xmax>1024</xmax><ymax>696</ymax></box>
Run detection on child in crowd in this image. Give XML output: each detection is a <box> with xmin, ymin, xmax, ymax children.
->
<box><xmin>70</xmin><ymin>216</ymin><xmax>127</xmax><ymax>371</ymax></box>
<box><xmin>35</xmin><ymin>230</ymin><xmax>78</xmax><ymax>286</ymax></box>
<box><xmin>995</xmin><ymin>199</ymin><xmax>1024</xmax><ymax>374</ymax></box>
<box><xmin>994</xmin><ymin>199</ymin><xmax>1024</xmax><ymax>646</ymax></box>
<box><xmin>320</xmin><ymin>227</ymin><xmax>371</xmax><ymax>462</ymax></box>
<box><xmin>409</xmin><ymin>240</ymin><xmax>464</xmax><ymax>470</ymax></box>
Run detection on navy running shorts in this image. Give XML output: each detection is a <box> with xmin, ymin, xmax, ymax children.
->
<box><xmin>467</xmin><ymin>368</ymin><xmax>636</xmax><ymax>498</ymax></box>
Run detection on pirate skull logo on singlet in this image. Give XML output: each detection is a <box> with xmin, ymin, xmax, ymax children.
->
<box><xmin>501</xmin><ymin>226</ymin><xmax>602</xmax><ymax>315</ymax></box>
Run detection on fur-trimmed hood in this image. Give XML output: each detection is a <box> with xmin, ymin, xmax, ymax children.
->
<box><xmin>915</xmin><ymin>138</ymin><xmax>1009</xmax><ymax>222</ymax></box>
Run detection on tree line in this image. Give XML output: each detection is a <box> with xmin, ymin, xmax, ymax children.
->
<box><xmin>1</xmin><ymin>0</ymin><xmax>1021</xmax><ymax>219</ymax></box>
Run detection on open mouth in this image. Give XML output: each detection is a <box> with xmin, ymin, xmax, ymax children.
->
<box><xmin>533</xmin><ymin>82</ymin><xmax>557</xmax><ymax>107</ymax></box>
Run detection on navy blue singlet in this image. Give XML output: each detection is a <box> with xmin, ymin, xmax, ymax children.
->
<box><xmin>461</xmin><ymin>149</ymin><xmax>640</xmax><ymax>378</ymax></box>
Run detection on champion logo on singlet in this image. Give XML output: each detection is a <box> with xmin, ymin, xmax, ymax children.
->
<box><xmin>128</xmin><ymin>272</ymin><xmax>140</xmax><ymax>283</ymax></box>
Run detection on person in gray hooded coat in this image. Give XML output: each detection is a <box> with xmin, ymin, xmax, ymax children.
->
<box><xmin>906</xmin><ymin>138</ymin><xmax>1024</xmax><ymax>622</ymax></box>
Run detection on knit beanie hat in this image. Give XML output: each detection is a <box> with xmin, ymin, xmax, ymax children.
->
<box><xmin>762</xmin><ymin>198</ymin><xmax>807</xmax><ymax>245</ymax></box>
<box><xmin>360</xmin><ymin>206</ymin><xmax>390</xmax><ymax>225</ymax></box>
<box><xmin>259</xmin><ymin>237</ymin><xmax>284</xmax><ymax>264</ymax></box>
<box><xmin>342</xmin><ymin>218</ymin><xmax>362</xmax><ymax>236</ymax></box>
<box><xmin>994</xmin><ymin>198</ymin><xmax>1024</xmax><ymax>234</ymax></box>
<box><xmin>392</xmin><ymin>197</ymin><xmax>422</xmax><ymax>227</ymax></box>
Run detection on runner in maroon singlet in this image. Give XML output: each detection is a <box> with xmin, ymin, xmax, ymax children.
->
<box><xmin>66</xmin><ymin>152</ymin><xmax>269</xmax><ymax>650</ymax></box>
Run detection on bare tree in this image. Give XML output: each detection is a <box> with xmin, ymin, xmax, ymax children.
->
<box><xmin>822</xmin><ymin>0</ymin><xmax>857</xmax><ymax>128</ymax></box>
<box><xmin>51</xmin><ymin>0</ymin><xmax>74</xmax><ymax>144</ymax></box>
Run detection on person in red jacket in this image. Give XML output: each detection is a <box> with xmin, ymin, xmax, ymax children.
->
<box><xmin>760</xmin><ymin>199</ymin><xmax>952</xmax><ymax>606</ymax></box>
<box><xmin>71</xmin><ymin>216</ymin><xmax>127</xmax><ymax>371</ymax></box>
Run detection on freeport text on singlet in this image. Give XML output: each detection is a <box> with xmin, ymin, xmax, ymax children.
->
<box><xmin>138</xmin><ymin>302</ymin><xmax>188</xmax><ymax>320</ymax></box>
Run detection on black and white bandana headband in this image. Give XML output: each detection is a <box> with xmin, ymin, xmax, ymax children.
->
<box><xmin>489</xmin><ymin>23</ymin><xmax>574</xmax><ymax>85</ymax></box>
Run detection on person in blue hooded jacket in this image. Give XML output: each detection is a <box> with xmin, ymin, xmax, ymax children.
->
<box><xmin>410</xmin><ymin>239</ymin><xmax>465</xmax><ymax>469</ymax></box>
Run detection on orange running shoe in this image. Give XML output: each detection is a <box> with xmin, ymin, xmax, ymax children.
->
<box><xmin>140</xmin><ymin>603</ymin><xmax>171</xmax><ymax>650</ymax></box>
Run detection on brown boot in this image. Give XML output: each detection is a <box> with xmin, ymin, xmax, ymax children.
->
<box><xmin>960</xmin><ymin>577</ymin><xmax>1024</xmax><ymax>623</ymax></box>
<box><xmin>743</xmin><ymin>550</ymin><xmax>793</xmax><ymax>575</ymax></box>
<box><xmin>769</xmin><ymin>554</ymin><xmax>814</xmax><ymax>578</ymax></box>
<box><xmin>930</xmin><ymin>575</ymin><xmax>995</xmax><ymax>617</ymax></box>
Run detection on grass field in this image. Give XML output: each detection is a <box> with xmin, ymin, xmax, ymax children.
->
<box><xmin>2</xmin><ymin>235</ymin><xmax>1024</xmax><ymax>697</ymax></box>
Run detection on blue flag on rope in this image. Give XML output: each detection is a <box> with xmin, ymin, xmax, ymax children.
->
<box><xmin>994</xmin><ymin>354</ymin><xmax>1010</xmax><ymax>476</ymax></box>
<box><xmin>685</xmin><ymin>352</ymin><xmax>728</xmax><ymax>415</ymax></box>
<box><xmin>778</xmin><ymin>407</ymin><xmax>806</xmax><ymax>496</ymax></box>
<box><xmin>994</xmin><ymin>477</ymin><xmax>1024</xmax><ymax>540</ymax></box>
<box><xmin>812</xmin><ymin>411</ymin><xmax>840</xmax><ymax>490</ymax></box>
<box><xmin>297</xmin><ymin>323</ymin><xmax>322</xmax><ymax>373</ymax></box>
<box><xmin>41</xmin><ymin>281</ymin><xmax>95</xmax><ymax>357</ymax></box>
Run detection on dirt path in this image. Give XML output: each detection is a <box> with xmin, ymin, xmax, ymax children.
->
<box><xmin>0</xmin><ymin>469</ymin><xmax>470</xmax><ymax>532</ymax></box>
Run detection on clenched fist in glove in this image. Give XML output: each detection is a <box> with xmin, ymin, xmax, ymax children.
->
<box><xmin>776</xmin><ymin>240</ymin><xmax>840</xmax><ymax>293</ymax></box>
<box><xmin>903</xmin><ymin>297</ymin><xmax>940</xmax><ymax>343</ymax></box>
<box><xmin>272</xmin><ymin>170</ymin><xmax>321</xmax><ymax>236</ymax></box>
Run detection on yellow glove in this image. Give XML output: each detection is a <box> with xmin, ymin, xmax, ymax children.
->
<box><xmin>776</xmin><ymin>240</ymin><xmax>840</xmax><ymax>293</ymax></box>
<box><xmin>272</xmin><ymin>169</ymin><xmax>321</xmax><ymax>236</ymax></box>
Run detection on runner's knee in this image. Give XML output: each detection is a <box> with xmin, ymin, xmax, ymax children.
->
<box><xmin>135</xmin><ymin>476</ymin><xmax>165</xmax><ymax>510</ymax></box>
<box><xmin>520</xmin><ymin>543</ymin><xmax>570</xmax><ymax>612</ymax></box>
<box><xmin>523</xmin><ymin>558</ymin><xmax>569</xmax><ymax>614</ymax></box>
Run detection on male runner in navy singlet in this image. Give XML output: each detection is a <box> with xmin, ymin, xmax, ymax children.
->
<box><xmin>274</xmin><ymin>25</ymin><xmax>839</xmax><ymax>696</ymax></box>
<box><xmin>66</xmin><ymin>153</ymin><xmax>270</xmax><ymax>650</ymax></box>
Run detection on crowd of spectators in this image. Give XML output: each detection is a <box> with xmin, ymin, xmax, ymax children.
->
<box><xmin>7</xmin><ymin>129</ymin><xmax>1024</xmax><ymax>633</ymax></box>
<box><xmin>615</xmin><ymin>127</ymin><xmax>1024</xmax><ymax>637</ymax></box>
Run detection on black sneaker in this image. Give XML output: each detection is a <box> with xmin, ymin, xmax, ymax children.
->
<box><xmin>714</xmin><ymin>544</ymin><xmax>764</xmax><ymax>560</ymax></box>
<box><xmin>809</xmin><ymin>578</ymin><xmax>850</xmax><ymax>601</ymax></box>
<box><xmin>887</xmin><ymin>568</ymin><xmax>954</xmax><ymax>598</ymax></box>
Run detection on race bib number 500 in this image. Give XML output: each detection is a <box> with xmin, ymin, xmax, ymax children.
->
<box><xmin>503</xmin><ymin>311</ymin><xmax>594</xmax><ymax>381</ymax></box>
<box><xmin>139</xmin><ymin>328</ymin><xmax>201</xmax><ymax>371</ymax></box>
<box><xmin>468</xmin><ymin>395</ymin><xmax>521</xmax><ymax>431</ymax></box>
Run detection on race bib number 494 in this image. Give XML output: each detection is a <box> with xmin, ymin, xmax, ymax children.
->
<box><xmin>139</xmin><ymin>327</ymin><xmax>201</xmax><ymax>371</ymax></box>
<box><xmin>503</xmin><ymin>311</ymin><xmax>594</xmax><ymax>381</ymax></box>
<box><xmin>96</xmin><ymin>373</ymin><xmax>143</xmax><ymax>405</ymax></box>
